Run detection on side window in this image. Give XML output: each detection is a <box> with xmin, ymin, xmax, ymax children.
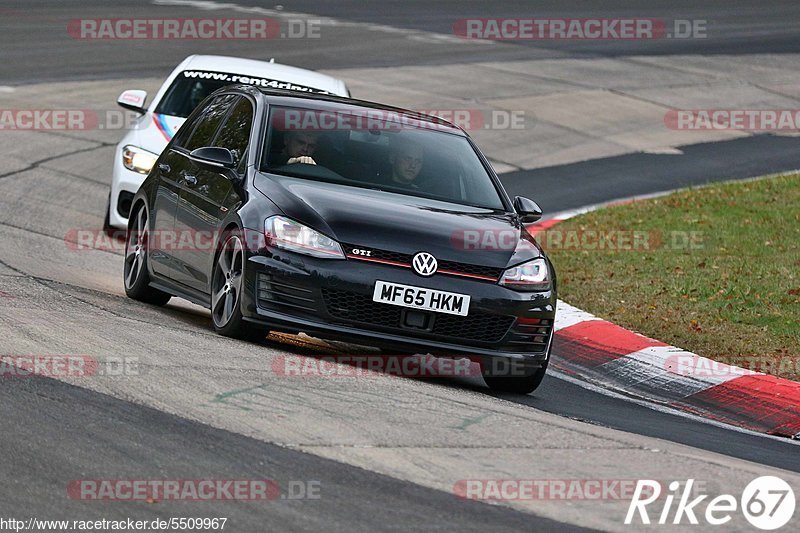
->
<box><xmin>182</xmin><ymin>94</ymin><xmax>239</xmax><ymax>152</ymax></box>
<box><xmin>213</xmin><ymin>97</ymin><xmax>254</xmax><ymax>167</ymax></box>
<box><xmin>171</xmin><ymin>113</ymin><xmax>199</xmax><ymax>149</ymax></box>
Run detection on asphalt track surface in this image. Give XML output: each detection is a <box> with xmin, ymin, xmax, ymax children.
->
<box><xmin>2</xmin><ymin>1</ymin><xmax>800</xmax><ymax>531</ymax></box>
<box><xmin>246</xmin><ymin>0</ymin><xmax>800</xmax><ymax>56</ymax></box>
<box><xmin>503</xmin><ymin>134</ymin><xmax>800</xmax><ymax>214</ymax></box>
<box><xmin>1</xmin><ymin>375</ymin><xmax>584</xmax><ymax>532</ymax></box>
<box><xmin>4</xmin><ymin>0</ymin><xmax>800</xmax><ymax>83</ymax></box>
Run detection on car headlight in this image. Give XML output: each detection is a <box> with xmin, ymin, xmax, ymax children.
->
<box><xmin>265</xmin><ymin>216</ymin><xmax>345</xmax><ymax>259</ymax></box>
<box><xmin>122</xmin><ymin>145</ymin><xmax>158</xmax><ymax>174</ymax></box>
<box><xmin>499</xmin><ymin>258</ymin><xmax>551</xmax><ymax>291</ymax></box>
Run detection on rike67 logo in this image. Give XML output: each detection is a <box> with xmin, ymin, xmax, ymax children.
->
<box><xmin>626</xmin><ymin>477</ymin><xmax>795</xmax><ymax>530</ymax></box>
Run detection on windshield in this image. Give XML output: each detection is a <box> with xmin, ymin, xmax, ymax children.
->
<box><xmin>261</xmin><ymin>106</ymin><xmax>506</xmax><ymax>210</ymax></box>
<box><xmin>155</xmin><ymin>71</ymin><xmax>330</xmax><ymax>118</ymax></box>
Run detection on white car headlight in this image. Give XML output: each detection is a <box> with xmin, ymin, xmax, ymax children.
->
<box><xmin>499</xmin><ymin>258</ymin><xmax>551</xmax><ymax>291</ymax></box>
<box><xmin>122</xmin><ymin>145</ymin><xmax>158</xmax><ymax>174</ymax></box>
<box><xmin>265</xmin><ymin>216</ymin><xmax>345</xmax><ymax>259</ymax></box>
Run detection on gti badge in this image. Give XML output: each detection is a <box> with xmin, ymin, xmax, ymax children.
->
<box><xmin>412</xmin><ymin>252</ymin><xmax>438</xmax><ymax>277</ymax></box>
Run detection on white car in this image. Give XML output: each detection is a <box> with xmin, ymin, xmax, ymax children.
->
<box><xmin>105</xmin><ymin>54</ymin><xmax>350</xmax><ymax>230</ymax></box>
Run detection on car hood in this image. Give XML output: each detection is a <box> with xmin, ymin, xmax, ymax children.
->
<box><xmin>254</xmin><ymin>173</ymin><xmax>541</xmax><ymax>268</ymax></box>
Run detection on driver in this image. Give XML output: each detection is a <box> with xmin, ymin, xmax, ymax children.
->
<box><xmin>277</xmin><ymin>131</ymin><xmax>319</xmax><ymax>166</ymax></box>
<box><xmin>188</xmin><ymin>82</ymin><xmax>208</xmax><ymax>111</ymax></box>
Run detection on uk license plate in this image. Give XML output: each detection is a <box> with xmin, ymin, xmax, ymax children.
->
<box><xmin>372</xmin><ymin>281</ymin><xmax>470</xmax><ymax>316</ymax></box>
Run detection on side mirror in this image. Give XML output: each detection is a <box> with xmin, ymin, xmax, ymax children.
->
<box><xmin>189</xmin><ymin>147</ymin><xmax>236</xmax><ymax>170</ymax></box>
<box><xmin>117</xmin><ymin>90</ymin><xmax>148</xmax><ymax>114</ymax></box>
<box><xmin>514</xmin><ymin>196</ymin><xmax>543</xmax><ymax>223</ymax></box>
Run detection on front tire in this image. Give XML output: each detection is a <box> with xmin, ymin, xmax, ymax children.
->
<box><xmin>481</xmin><ymin>359</ymin><xmax>548</xmax><ymax>394</ymax></box>
<box><xmin>123</xmin><ymin>202</ymin><xmax>171</xmax><ymax>306</ymax></box>
<box><xmin>211</xmin><ymin>230</ymin><xmax>268</xmax><ymax>342</ymax></box>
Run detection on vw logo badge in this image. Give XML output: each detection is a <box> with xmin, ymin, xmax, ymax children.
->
<box><xmin>412</xmin><ymin>252</ymin><xmax>438</xmax><ymax>277</ymax></box>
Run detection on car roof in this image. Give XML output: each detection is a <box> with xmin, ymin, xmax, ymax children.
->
<box><xmin>182</xmin><ymin>54</ymin><xmax>347</xmax><ymax>95</ymax></box>
<box><xmin>237</xmin><ymin>86</ymin><xmax>465</xmax><ymax>135</ymax></box>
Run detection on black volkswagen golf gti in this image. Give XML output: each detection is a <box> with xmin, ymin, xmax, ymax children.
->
<box><xmin>124</xmin><ymin>85</ymin><xmax>557</xmax><ymax>393</ymax></box>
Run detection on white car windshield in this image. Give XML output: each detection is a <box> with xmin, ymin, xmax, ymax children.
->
<box><xmin>156</xmin><ymin>70</ymin><xmax>330</xmax><ymax>118</ymax></box>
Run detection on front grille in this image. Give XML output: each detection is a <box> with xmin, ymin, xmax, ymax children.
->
<box><xmin>341</xmin><ymin>243</ymin><xmax>503</xmax><ymax>282</ymax></box>
<box><xmin>257</xmin><ymin>273</ymin><xmax>317</xmax><ymax>313</ymax></box>
<box><xmin>431</xmin><ymin>312</ymin><xmax>516</xmax><ymax>342</ymax></box>
<box><xmin>437</xmin><ymin>259</ymin><xmax>503</xmax><ymax>280</ymax></box>
<box><xmin>321</xmin><ymin>288</ymin><xmax>514</xmax><ymax>343</ymax></box>
<box><xmin>501</xmin><ymin>318</ymin><xmax>553</xmax><ymax>353</ymax></box>
<box><xmin>322</xmin><ymin>287</ymin><xmax>402</xmax><ymax>326</ymax></box>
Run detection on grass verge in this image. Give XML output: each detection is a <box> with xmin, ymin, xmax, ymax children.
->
<box><xmin>545</xmin><ymin>172</ymin><xmax>800</xmax><ymax>380</ymax></box>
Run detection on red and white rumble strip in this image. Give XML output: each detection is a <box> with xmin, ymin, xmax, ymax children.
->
<box><xmin>529</xmin><ymin>211</ymin><xmax>800</xmax><ymax>439</ymax></box>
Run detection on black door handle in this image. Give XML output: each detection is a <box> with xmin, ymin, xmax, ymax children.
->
<box><xmin>158</xmin><ymin>163</ymin><xmax>170</xmax><ymax>173</ymax></box>
<box><xmin>184</xmin><ymin>175</ymin><xmax>198</xmax><ymax>186</ymax></box>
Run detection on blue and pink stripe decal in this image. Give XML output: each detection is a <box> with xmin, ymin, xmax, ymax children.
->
<box><xmin>153</xmin><ymin>113</ymin><xmax>176</xmax><ymax>141</ymax></box>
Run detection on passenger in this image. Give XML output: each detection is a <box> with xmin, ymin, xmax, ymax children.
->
<box><xmin>382</xmin><ymin>135</ymin><xmax>424</xmax><ymax>188</ymax></box>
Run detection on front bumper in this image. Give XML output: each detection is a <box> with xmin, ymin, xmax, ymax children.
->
<box><xmin>240</xmin><ymin>246</ymin><xmax>556</xmax><ymax>364</ymax></box>
<box><xmin>108</xmin><ymin>150</ymin><xmax>149</xmax><ymax>230</ymax></box>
